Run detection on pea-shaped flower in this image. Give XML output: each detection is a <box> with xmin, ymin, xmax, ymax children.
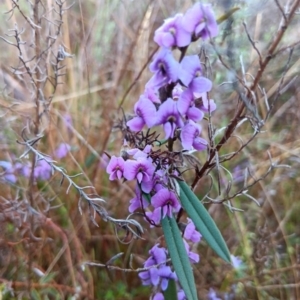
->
<box><xmin>106</xmin><ymin>156</ymin><xmax>125</xmax><ymax>181</ymax></box>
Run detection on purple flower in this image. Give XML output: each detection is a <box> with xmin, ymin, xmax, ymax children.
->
<box><xmin>123</xmin><ymin>157</ymin><xmax>155</xmax><ymax>183</ymax></box>
<box><xmin>144</xmin><ymin>88</ymin><xmax>161</xmax><ymax>104</ymax></box>
<box><xmin>146</xmin><ymin>48</ymin><xmax>180</xmax><ymax>89</ymax></box>
<box><xmin>34</xmin><ymin>160</ymin><xmax>52</xmax><ymax>181</ymax></box>
<box><xmin>156</xmin><ymin>98</ymin><xmax>184</xmax><ymax>139</ymax></box>
<box><xmin>231</xmin><ymin>254</ymin><xmax>243</xmax><ymax>269</ymax></box>
<box><xmin>208</xmin><ymin>288</ymin><xmax>222</xmax><ymax>300</ymax></box>
<box><xmin>127</xmin><ymin>96</ymin><xmax>157</xmax><ymax>131</ymax></box>
<box><xmin>177</xmin><ymin>290</ymin><xmax>187</xmax><ymax>300</ymax></box>
<box><xmin>179</xmin><ymin>55</ymin><xmax>202</xmax><ymax>86</ymax></box>
<box><xmin>153</xmin><ymin>293</ymin><xmax>164</xmax><ymax>300</ymax></box>
<box><xmin>183</xmin><ymin>240</ymin><xmax>199</xmax><ymax>264</ymax></box>
<box><xmin>138</xmin><ymin>244</ymin><xmax>175</xmax><ymax>291</ymax></box>
<box><xmin>128</xmin><ymin>186</ymin><xmax>149</xmax><ymax>213</ymax></box>
<box><xmin>154</xmin><ymin>14</ymin><xmax>191</xmax><ymax>48</ymax></box>
<box><xmin>0</xmin><ymin>161</ymin><xmax>17</xmax><ymax>183</ymax></box>
<box><xmin>147</xmin><ymin>189</ymin><xmax>181</xmax><ymax>224</ymax></box>
<box><xmin>106</xmin><ymin>156</ymin><xmax>125</xmax><ymax>180</ymax></box>
<box><xmin>177</xmin><ymin>89</ymin><xmax>204</xmax><ymax>122</ymax></box>
<box><xmin>55</xmin><ymin>143</ymin><xmax>71</xmax><ymax>159</ymax></box>
<box><xmin>181</xmin><ymin>121</ymin><xmax>208</xmax><ymax>151</ymax></box>
<box><xmin>179</xmin><ymin>55</ymin><xmax>212</xmax><ymax>94</ymax></box>
<box><xmin>139</xmin><ymin>244</ymin><xmax>168</xmax><ymax>286</ymax></box>
<box><xmin>157</xmin><ymin>265</ymin><xmax>177</xmax><ymax>290</ymax></box>
<box><xmin>182</xmin><ymin>3</ymin><xmax>218</xmax><ymax>40</ymax></box>
<box><xmin>184</xmin><ymin>218</ymin><xmax>202</xmax><ymax>243</ymax></box>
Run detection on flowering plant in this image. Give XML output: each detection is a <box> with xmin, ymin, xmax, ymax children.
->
<box><xmin>106</xmin><ymin>3</ymin><xmax>230</xmax><ymax>299</ymax></box>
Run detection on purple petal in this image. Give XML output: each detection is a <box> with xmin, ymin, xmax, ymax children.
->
<box><xmin>160</xmin><ymin>278</ymin><xmax>169</xmax><ymax>291</ymax></box>
<box><xmin>136</xmin><ymin>97</ymin><xmax>157</xmax><ymax>127</ymax></box>
<box><xmin>127</xmin><ymin>116</ymin><xmax>145</xmax><ymax>131</ymax></box>
<box><xmin>123</xmin><ymin>160</ymin><xmax>138</xmax><ymax>181</ymax></box>
<box><xmin>147</xmin><ymin>208</ymin><xmax>162</xmax><ymax>225</ymax></box>
<box><xmin>163</xmin><ymin>122</ymin><xmax>173</xmax><ymax>139</ymax></box>
<box><xmin>55</xmin><ymin>143</ymin><xmax>71</xmax><ymax>159</ymax></box>
<box><xmin>153</xmin><ymin>293</ymin><xmax>164</xmax><ymax>300</ymax></box>
<box><xmin>181</xmin><ymin>123</ymin><xmax>198</xmax><ymax>150</ymax></box>
<box><xmin>177</xmin><ymin>89</ymin><xmax>193</xmax><ymax>115</ymax></box>
<box><xmin>5</xmin><ymin>173</ymin><xmax>17</xmax><ymax>183</ymax></box>
<box><xmin>193</xmin><ymin>137</ymin><xmax>208</xmax><ymax>151</ymax></box>
<box><xmin>182</xmin><ymin>3</ymin><xmax>218</xmax><ymax>40</ymax></box>
<box><xmin>187</xmin><ymin>106</ymin><xmax>204</xmax><ymax>122</ymax></box>
<box><xmin>180</xmin><ymin>55</ymin><xmax>201</xmax><ymax>86</ymax></box>
<box><xmin>150</xmin><ymin>244</ymin><xmax>167</xmax><ymax>263</ymax></box>
<box><xmin>154</xmin><ymin>14</ymin><xmax>191</xmax><ymax>48</ymax></box>
<box><xmin>190</xmin><ymin>77</ymin><xmax>212</xmax><ymax>93</ymax></box>
<box><xmin>149</xmin><ymin>268</ymin><xmax>160</xmax><ymax>286</ymax></box>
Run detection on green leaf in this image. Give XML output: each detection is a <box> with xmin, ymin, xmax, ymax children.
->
<box><xmin>163</xmin><ymin>279</ymin><xmax>178</xmax><ymax>300</ymax></box>
<box><xmin>178</xmin><ymin>180</ymin><xmax>231</xmax><ymax>263</ymax></box>
<box><xmin>162</xmin><ymin>216</ymin><xmax>198</xmax><ymax>300</ymax></box>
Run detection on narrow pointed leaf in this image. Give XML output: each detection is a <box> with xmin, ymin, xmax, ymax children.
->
<box><xmin>162</xmin><ymin>216</ymin><xmax>198</xmax><ymax>300</ymax></box>
<box><xmin>178</xmin><ymin>180</ymin><xmax>231</xmax><ymax>263</ymax></box>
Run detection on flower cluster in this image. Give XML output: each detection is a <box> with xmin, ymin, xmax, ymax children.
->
<box><xmin>106</xmin><ymin>2</ymin><xmax>218</xmax><ymax>299</ymax></box>
<box><xmin>138</xmin><ymin>220</ymin><xmax>201</xmax><ymax>299</ymax></box>
<box><xmin>127</xmin><ymin>3</ymin><xmax>217</xmax><ymax>152</ymax></box>
<box><xmin>0</xmin><ymin>143</ymin><xmax>71</xmax><ymax>183</ymax></box>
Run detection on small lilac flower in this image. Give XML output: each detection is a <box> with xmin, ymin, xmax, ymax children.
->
<box><xmin>0</xmin><ymin>161</ymin><xmax>13</xmax><ymax>170</ymax></box>
<box><xmin>157</xmin><ymin>265</ymin><xmax>177</xmax><ymax>290</ymax></box>
<box><xmin>34</xmin><ymin>160</ymin><xmax>52</xmax><ymax>181</ymax></box>
<box><xmin>146</xmin><ymin>48</ymin><xmax>180</xmax><ymax>89</ymax></box>
<box><xmin>177</xmin><ymin>89</ymin><xmax>204</xmax><ymax>122</ymax></box>
<box><xmin>154</xmin><ymin>14</ymin><xmax>191</xmax><ymax>48</ymax></box>
<box><xmin>128</xmin><ymin>145</ymin><xmax>152</xmax><ymax>161</ymax></box>
<box><xmin>148</xmin><ymin>244</ymin><xmax>168</xmax><ymax>264</ymax></box>
<box><xmin>0</xmin><ymin>161</ymin><xmax>16</xmax><ymax>183</ymax></box>
<box><xmin>144</xmin><ymin>88</ymin><xmax>161</xmax><ymax>104</ymax></box>
<box><xmin>183</xmin><ymin>240</ymin><xmax>199</xmax><ymax>264</ymax></box>
<box><xmin>177</xmin><ymin>290</ymin><xmax>186</xmax><ymax>300</ymax></box>
<box><xmin>128</xmin><ymin>186</ymin><xmax>149</xmax><ymax>213</ymax></box>
<box><xmin>179</xmin><ymin>55</ymin><xmax>201</xmax><ymax>86</ymax></box>
<box><xmin>153</xmin><ymin>293</ymin><xmax>164</xmax><ymax>300</ymax></box>
<box><xmin>208</xmin><ymin>288</ymin><xmax>222</xmax><ymax>300</ymax></box>
<box><xmin>139</xmin><ymin>244</ymin><xmax>168</xmax><ymax>286</ymax></box>
<box><xmin>184</xmin><ymin>218</ymin><xmax>202</xmax><ymax>243</ymax></box>
<box><xmin>231</xmin><ymin>254</ymin><xmax>243</xmax><ymax>269</ymax></box>
<box><xmin>156</xmin><ymin>98</ymin><xmax>184</xmax><ymax>139</ymax></box>
<box><xmin>182</xmin><ymin>3</ymin><xmax>218</xmax><ymax>40</ymax></box>
<box><xmin>147</xmin><ymin>189</ymin><xmax>181</xmax><ymax>224</ymax></box>
<box><xmin>127</xmin><ymin>96</ymin><xmax>157</xmax><ymax>131</ymax></box>
<box><xmin>106</xmin><ymin>156</ymin><xmax>125</xmax><ymax>180</ymax></box>
<box><xmin>181</xmin><ymin>121</ymin><xmax>208</xmax><ymax>151</ymax></box>
<box><xmin>123</xmin><ymin>157</ymin><xmax>155</xmax><ymax>183</ymax></box>
<box><xmin>55</xmin><ymin>143</ymin><xmax>71</xmax><ymax>159</ymax></box>
<box><xmin>152</xmin><ymin>293</ymin><xmax>165</xmax><ymax>300</ymax></box>
<box><xmin>189</xmin><ymin>74</ymin><xmax>212</xmax><ymax>94</ymax></box>
<box><xmin>139</xmin><ymin>266</ymin><xmax>160</xmax><ymax>286</ymax></box>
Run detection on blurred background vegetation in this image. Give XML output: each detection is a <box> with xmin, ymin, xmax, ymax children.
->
<box><xmin>0</xmin><ymin>0</ymin><xmax>299</xmax><ymax>299</ymax></box>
